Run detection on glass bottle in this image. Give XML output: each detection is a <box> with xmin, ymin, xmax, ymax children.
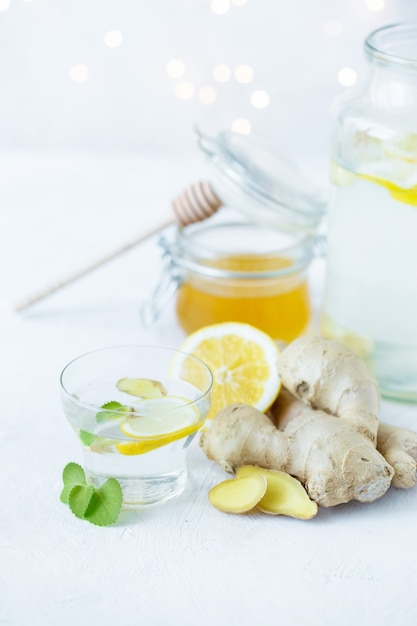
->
<box><xmin>321</xmin><ymin>23</ymin><xmax>417</xmax><ymax>402</ymax></box>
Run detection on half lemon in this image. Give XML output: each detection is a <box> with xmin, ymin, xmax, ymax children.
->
<box><xmin>173</xmin><ymin>322</ymin><xmax>281</xmax><ymax>422</ymax></box>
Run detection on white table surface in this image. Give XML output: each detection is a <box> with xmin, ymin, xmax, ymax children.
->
<box><xmin>1</xmin><ymin>151</ymin><xmax>417</xmax><ymax>626</ymax></box>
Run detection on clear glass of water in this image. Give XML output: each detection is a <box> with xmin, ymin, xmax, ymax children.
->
<box><xmin>60</xmin><ymin>345</ymin><xmax>213</xmax><ymax>507</ymax></box>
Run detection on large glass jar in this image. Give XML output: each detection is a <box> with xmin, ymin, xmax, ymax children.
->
<box><xmin>321</xmin><ymin>23</ymin><xmax>417</xmax><ymax>402</ymax></box>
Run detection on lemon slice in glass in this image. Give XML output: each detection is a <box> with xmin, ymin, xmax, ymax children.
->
<box><xmin>120</xmin><ymin>396</ymin><xmax>199</xmax><ymax>438</ymax></box>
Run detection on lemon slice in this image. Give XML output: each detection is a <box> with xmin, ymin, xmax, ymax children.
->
<box><xmin>116</xmin><ymin>396</ymin><xmax>201</xmax><ymax>456</ymax></box>
<box><xmin>173</xmin><ymin>322</ymin><xmax>281</xmax><ymax>421</ymax></box>
<box><xmin>120</xmin><ymin>396</ymin><xmax>199</xmax><ymax>438</ymax></box>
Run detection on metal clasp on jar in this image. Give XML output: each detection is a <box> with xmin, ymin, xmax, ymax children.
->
<box><xmin>139</xmin><ymin>236</ymin><xmax>183</xmax><ymax>328</ymax></box>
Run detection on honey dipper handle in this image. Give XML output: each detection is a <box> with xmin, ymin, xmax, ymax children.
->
<box><xmin>171</xmin><ymin>180</ymin><xmax>222</xmax><ymax>226</ymax></box>
<box><xmin>14</xmin><ymin>218</ymin><xmax>173</xmax><ymax>313</ymax></box>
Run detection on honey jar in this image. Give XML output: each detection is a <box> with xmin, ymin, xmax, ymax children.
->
<box><xmin>142</xmin><ymin>130</ymin><xmax>326</xmax><ymax>342</ymax></box>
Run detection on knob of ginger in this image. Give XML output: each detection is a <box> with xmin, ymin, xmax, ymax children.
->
<box><xmin>200</xmin><ymin>336</ymin><xmax>398</xmax><ymax>507</ymax></box>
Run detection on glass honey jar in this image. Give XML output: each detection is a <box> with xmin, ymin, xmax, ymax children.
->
<box><xmin>142</xmin><ymin>131</ymin><xmax>326</xmax><ymax>342</ymax></box>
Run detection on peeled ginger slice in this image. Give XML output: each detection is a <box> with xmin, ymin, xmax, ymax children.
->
<box><xmin>208</xmin><ymin>475</ymin><xmax>267</xmax><ymax>514</ymax></box>
<box><xmin>236</xmin><ymin>466</ymin><xmax>318</xmax><ymax>520</ymax></box>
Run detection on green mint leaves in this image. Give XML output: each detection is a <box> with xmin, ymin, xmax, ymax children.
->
<box><xmin>79</xmin><ymin>430</ymin><xmax>96</xmax><ymax>446</ymax></box>
<box><xmin>96</xmin><ymin>400</ymin><xmax>132</xmax><ymax>423</ymax></box>
<box><xmin>60</xmin><ymin>462</ymin><xmax>122</xmax><ymax>526</ymax></box>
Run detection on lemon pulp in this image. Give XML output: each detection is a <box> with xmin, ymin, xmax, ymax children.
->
<box><xmin>173</xmin><ymin>322</ymin><xmax>281</xmax><ymax>421</ymax></box>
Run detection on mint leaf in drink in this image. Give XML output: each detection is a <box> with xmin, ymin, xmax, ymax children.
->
<box><xmin>96</xmin><ymin>401</ymin><xmax>131</xmax><ymax>423</ymax></box>
<box><xmin>68</xmin><ymin>484</ymin><xmax>95</xmax><ymax>519</ymax></box>
<box><xmin>60</xmin><ymin>462</ymin><xmax>86</xmax><ymax>503</ymax></box>
<box><xmin>84</xmin><ymin>478</ymin><xmax>123</xmax><ymax>527</ymax></box>
<box><xmin>79</xmin><ymin>430</ymin><xmax>96</xmax><ymax>446</ymax></box>
<box><xmin>79</xmin><ymin>430</ymin><xmax>117</xmax><ymax>451</ymax></box>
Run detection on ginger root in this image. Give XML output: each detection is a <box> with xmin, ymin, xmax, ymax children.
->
<box><xmin>377</xmin><ymin>422</ymin><xmax>417</xmax><ymax>489</ymax></box>
<box><xmin>277</xmin><ymin>335</ymin><xmax>380</xmax><ymax>444</ymax></box>
<box><xmin>201</xmin><ymin>336</ymin><xmax>417</xmax><ymax>507</ymax></box>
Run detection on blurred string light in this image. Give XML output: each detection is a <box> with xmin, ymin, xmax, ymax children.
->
<box><xmin>366</xmin><ymin>0</ymin><xmax>385</xmax><ymax>11</ymax></box>
<box><xmin>213</xmin><ymin>64</ymin><xmax>232</xmax><ymax>82</ymax></box>
<box><xmin>104</xmin><ymin>30</ymin><xmax>123</xmax><ymax>48</ymax></box>
<box><xmin>210</xmin><ymin>0</ymin><xmax>230</xmax><ymax>15</ymax></box>
<box><xmin>210</xmin><ymin>0</ymin><xmax>248</xmax><ymax>12</ymax></box>
<box><xmin>70</xmin><ymin>64</ymin><xmax>90</xmax><ymax>83</ymax></box>
<box><xmin>234</xmin><ymin>64</ymin><xmax>254</xmax><ymax>84</ymax></box>
<box><xmin>250</xmin><ymin>90</ymin><xmax>270</xmax><ymax>109</ymax></box>
<box><xmin>167</xmin><ymin>2</ymin><xmax>260</xmax><ymax>131</ymax></box>
<box><xmin>166</xmin><ymin>59</ymin><xmax>185</xmax><ymax>79</ymax></box>
<box><xmin>0</xmin><ymin>0</ymin><xmax>10</xmax><ymax>11</ymax></box>
<box><xmin>232</xmin><ymin>118</ymin><xmax>251</xmax><ymax>134</ymax></box>
<box><xmin>338</xmin><ymin>67</ymin><xmax>357</xmax><ymax>87</ymax></box>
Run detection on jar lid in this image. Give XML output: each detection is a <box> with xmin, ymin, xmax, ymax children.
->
<box><xmin>196</xmin><ymin>128</ymin><xmax>327</xmax><ymax>234</ymax></box>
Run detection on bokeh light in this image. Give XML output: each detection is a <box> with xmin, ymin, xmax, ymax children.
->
<box><xmin>166</xmin><ymin>59</ymin><xmax>186</xmax><ymax>79</ymax></box>
<box><xmin>366</xmin><ymin>0</ymin><xmax>385</xmax><ymax>12</ymax></box>
<box><xmin>231</xmin><ymin>118</ymin><xmax>251</xmax><ymax>134</ymax></box>
<box><xmin>69</xmin><ymin>64</ymin><xmax>90</xmax><ymax>83</ymax></box>
<box><xmin>338</xmin><ymin>67</ymin><xmax>357</xmax><ymax>87</ymax></box>
<box><xmin>213</xmin><ymin>64</ymin><xmax>232</xmax><ymax>82</ymax></box>
<box><xmin>234</xmin><ymin>65</ymin><xmax>254</xmax><ymax>84</ymax></box>
<box><xmin>210</xmin><ymin>0</ymin><xmax>230</xmax><ymax>15</ymax></box>
<box><xmin>250</xmin><ymin>90</ymin><xmax>270</xmax><ymax>109</ymax></box>
<box><xmin>104</xmin><ymin>30</ymin><xmax>123</xmax><ymax>48</ymax></box>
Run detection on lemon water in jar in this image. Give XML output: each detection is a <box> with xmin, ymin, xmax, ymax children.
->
<box><xmin>322</xmin><ymin>23</ymin><xmax>417</xmax><ymax>401</ymax></box>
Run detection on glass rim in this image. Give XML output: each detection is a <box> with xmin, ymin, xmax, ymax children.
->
<box><xmin>365</xmin><ymin>22</ymin><xmax>417</xmax><ymax>68</ymax></box>
<box><xmin>175</xmin><ymin>221</ymin><xmax>315</xmax><ymax>279</ymax></box>
<box><xmin>59</xmin><ymin>344</ymin><xmax>214</xmax><ymax>414</ymax></box>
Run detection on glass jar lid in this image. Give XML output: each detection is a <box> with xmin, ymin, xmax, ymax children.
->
<box><xmin>195</xmin><ymin>128</ymin><xmax>327</xmax><ymax>234</ymax></box>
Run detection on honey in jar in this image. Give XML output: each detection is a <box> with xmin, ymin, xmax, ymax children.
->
<box><xmin>167</xmin><ymin>219</ymin><xmax>315</xmax><ymax>342</ymax></box>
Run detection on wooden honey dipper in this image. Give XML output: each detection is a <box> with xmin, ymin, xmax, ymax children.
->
<box><xmin>171</xmin><ymin>180</ymin><xmax>222</xmax><ymax>226</ymax></box>
<box><xmin>14</xmin><ymin>180</ymin><xmax>223</xmax><ymax>312</ymax></box>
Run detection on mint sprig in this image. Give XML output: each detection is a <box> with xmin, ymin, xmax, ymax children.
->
<box><xmin>96</xmin><ymin>400</ymin><xmax>132</xmax><ymax>423</ymax></box>
<box><xmin>79</xmin><ymin>430</ymin><xmax>96</xmax><ymax>446</ymax></box>
<box><xmin>60</xmin><ymin>462</ymin><xmax>122</xmax><ymax>526</ymax></box>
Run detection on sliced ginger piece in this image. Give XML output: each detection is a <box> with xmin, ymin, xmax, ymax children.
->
<box><xmin>208</xmin><ymin>475</ymin><xmax>267</xmax><ymax>514</ymax></box>
<box><xmin>116</xmin><ymin>377</ymin><xmax>167</xmax><ymax>398</ymax></box>
<box><xmin>236</xmin><ymin>465</ymin><xmax>318</xmax><ymax>520</ymax></box>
